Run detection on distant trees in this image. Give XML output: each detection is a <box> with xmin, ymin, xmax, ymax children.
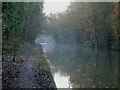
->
<box><xmin>2</xmin><ymin>2</ymin><xmax>44</xmax><ymax>61</ymax></box>
<box><xmin>2</xmin><ymin>2</ymin><xmax>119</xmax><ymax>50</ymax></box>
<box><xmin>24</xmin><ymin>2</ymin><xmax>44</xmax><ymax>43</ymax></box>
<box><xmin>88</xmin><ymin>3</ymin><xmax>118</xmax><ymax>50</ymax></box>
<box><xmin>2</xmin><ymin>2</ymin><xmax>44</xmax><ymax>44</ymax></box>
<box><xmin>44</xmin><ymin>2</ymin><xmax>119</xmax><ymax>50</ymax></box>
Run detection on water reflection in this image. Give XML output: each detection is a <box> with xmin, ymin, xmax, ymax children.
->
<box><xmin>43</xmin><ymin>44</ymin><xmax>118</xmax><ymax>88</ymax></box>
<box><xmin>54</xmin><ymin>72</ymin><xmax>72</xmax><ymax>88</ymax></box>
<box><xmin>40</xmin><ymin>43</ymin><xmax>55</xmax><ymax>53</ymax></box>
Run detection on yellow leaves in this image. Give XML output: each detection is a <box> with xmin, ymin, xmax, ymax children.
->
<box><xmin>65</xmin><ymin>13</ymin><xmax>81</xmax><ymax>25</ymax></box>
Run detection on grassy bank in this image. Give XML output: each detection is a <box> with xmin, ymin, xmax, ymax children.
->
<box><xmin>33</xmin><ymin>46</ymin><xmax>57</xmax><ymax>88</ymax></box>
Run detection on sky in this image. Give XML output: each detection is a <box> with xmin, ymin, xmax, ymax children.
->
<box><xmin>43</xmin><ymin>0</ymin><xmax>72</xmax><ymax>15</ymax></box>
<box><xmin>43</xmin><ymin>0</ymin><xmax>119</xmax><ymax>15</ymax></box>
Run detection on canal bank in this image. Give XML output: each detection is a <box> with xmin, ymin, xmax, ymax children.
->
<box><xmin>2</xmin><ymin>43</ymin><xmax>56</xmax><ymax>89</ymax></box>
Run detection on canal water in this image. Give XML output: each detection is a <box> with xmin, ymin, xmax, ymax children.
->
<box><xmin>42</xmin><ymin>44</ymin><xmax>118</xmax><ymax>88</ymax></box>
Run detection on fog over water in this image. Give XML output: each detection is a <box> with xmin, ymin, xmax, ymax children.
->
<box><xmin>35</xmin><ymin>36</ymin><xmax>118</xmax><ymax>88</ymax></box>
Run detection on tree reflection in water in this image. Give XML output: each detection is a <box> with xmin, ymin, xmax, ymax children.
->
<box><xmin>44</xmin><ymin>44</ymin><xmax>118</xmax><ymax>88</ymax></box>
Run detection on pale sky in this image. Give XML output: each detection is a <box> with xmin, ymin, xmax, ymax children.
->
<box><xmin>43</xmin><ymin>0</ymin><xmax>119</xmax><ymax>15</ymax></box>
<box><xmin>43</xmin><ymin>0</ymin><xmax>72</xmax><ymax>15</ymax></box>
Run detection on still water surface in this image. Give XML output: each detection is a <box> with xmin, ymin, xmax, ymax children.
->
<box><xmin>42</xmin><ymin>44</ymin><xmax>118</xmax><ymax>88</ymax></box>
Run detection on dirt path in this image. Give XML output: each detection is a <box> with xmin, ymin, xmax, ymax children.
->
<box><xmin>14</xmin><ymin>56</ymin><xmax>39</xmax><ymax>88</ymax></box>
<box><xmin>2</xmin><ymin>46</ymin><xmax>56</xmax><ymax>88</ymax></box>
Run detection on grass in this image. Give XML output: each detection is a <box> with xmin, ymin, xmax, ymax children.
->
<box><xmin>34</xmin><ymin>51</ymin><xmax>51</xmax><ymax>71</ymax></box>
<box><xmin>33</xmin><ymin>50</ymin><xmax>57</xmax><ymax>88</ymax></box>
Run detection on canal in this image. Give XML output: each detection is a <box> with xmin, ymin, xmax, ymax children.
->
<box><xmin>41</xmin><ymin>44</ymin><xmax>118</xmax><ymax>88</ymax></box>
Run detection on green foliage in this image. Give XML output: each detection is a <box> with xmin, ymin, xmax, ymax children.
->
<box><xmin>2</xmin><ymin>2</ymin><xmax>44</xmax><ymax>61</ymax></box>
<box><xmin>2</xmin><ymin>2</ymin><xmax>44</xmax><ymax>44</ymax></box>
<box><xmin>2</xmin><ymin>2</ymin><xmax>28</xmax><ymax>43</ymax></box>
